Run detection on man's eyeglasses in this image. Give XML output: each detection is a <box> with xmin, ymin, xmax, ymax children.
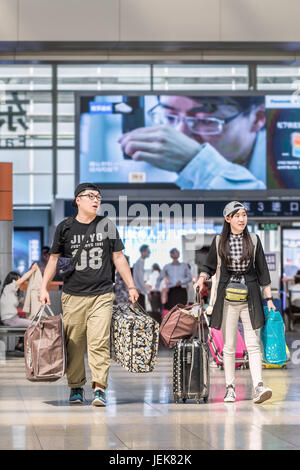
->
<box><xmin>147</xmin><ymin>104</ymin><xmax>243</xmax><ymax>136</ymax></box>
<box><xmin>78</xmin><ymin>193</ymin><xmax>102</xmax><ymax>202</ymax></box>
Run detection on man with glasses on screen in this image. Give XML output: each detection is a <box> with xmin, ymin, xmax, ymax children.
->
<box><xmin>119</xmin><ymin>95</ymin><xmax>266</xmax><ymax>190</ymax></box>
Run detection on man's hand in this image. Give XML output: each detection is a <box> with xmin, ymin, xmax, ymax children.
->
<box><xmin>39</xmin><ymin>253</ymin><xmax>59</xmax><ymax>305</ymax></box>
<box><xmin>39</xmin><ymin>288</ymin><xmax>50</xmax><ymax>305</ymax></box>
<box><xmin>128</xmin><ymin>287</ymin><xmax>139</xmax><ymax>304</ymax></box>
<box><xmin>119</xmin><ymin>125</ymin><xmax>201</xmax><ymax>173</ymax></box>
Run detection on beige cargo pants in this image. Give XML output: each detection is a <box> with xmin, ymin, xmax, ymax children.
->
<box><xmin>61</xmin><ymin>291</ymin><xmax>114</xmax><ymax>389</ymax></box>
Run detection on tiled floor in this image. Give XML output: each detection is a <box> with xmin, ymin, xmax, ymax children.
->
<box><xmin>1</xmin><ymin>331</ymin><xmax>300</xmax><ymax>450</ymax></box>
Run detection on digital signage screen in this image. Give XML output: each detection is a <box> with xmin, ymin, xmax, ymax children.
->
<box><xmin>266</xmin><ymin>95</ymin><xmax>300</xmax><ymax>189</ymax></box>
<box><xmin>13</xmin><ymin>228</ymin><xmax>42</xmax><ymax>274</ymax></box>
<box><xmin>282</xmin><ymin>229</ymin><xmax>300</xmax><ymax>278</ymax></box>
<box><xmin>77</xmin><ymin>93</ymin><xmax>268</xmax><ymax>191</ymax></box>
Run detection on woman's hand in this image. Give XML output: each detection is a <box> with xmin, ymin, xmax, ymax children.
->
<box><xmin>193</xmin><ymin>276</ymin><xmax>205</xmax><ymax>293</ymax></box>
<box><xmin>267</xmin><ymin>300</ymin><xmax>276</xmax><ymax>312</ymax></box>
<box><xmin>206</xmin><ymin>305</ymin><xmax>213</xmax><ymax>316</ymax></box>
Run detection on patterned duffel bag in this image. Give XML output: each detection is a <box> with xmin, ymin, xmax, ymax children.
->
<box><xmin>110</xmin><ymin>303</ymin><xmax>160</xmax><ymax>373</ymax></box>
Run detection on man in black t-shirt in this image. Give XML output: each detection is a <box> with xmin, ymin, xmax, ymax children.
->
<box><xmin>40</xmin><ymin>183</ymin><xmax>139</xmax><ymax>407</ymax></box>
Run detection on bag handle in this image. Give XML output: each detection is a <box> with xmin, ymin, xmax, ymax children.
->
<box><xmin>264</xmin><ymin>307</ymin><xmax>277</xmax><ymax>322</ymax></box>
<box><xmin>29</xmin><ymin>304</ymin><xmax>55</xmax><ymax>326</ymax></box>
<box><xmin>117</xmin><ymin>303</ymin><xmax>144</xmax><ymax>317</ymax></box>
<box><xmin>133</xmin><ymin>300</ymin><xmax>148</xmax><ymax>315</ymax></box>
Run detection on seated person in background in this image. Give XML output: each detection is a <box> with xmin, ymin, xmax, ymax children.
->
<box><xmin>0</xmin><ymin>263</ymin><xmax>38</xmax><ymax>351</ymax></box>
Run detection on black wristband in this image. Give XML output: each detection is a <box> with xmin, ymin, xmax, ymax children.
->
<box><xmin>265</xmin><ymin>297</ymin><xmax>273</xmax><ymax>301</ymax></box>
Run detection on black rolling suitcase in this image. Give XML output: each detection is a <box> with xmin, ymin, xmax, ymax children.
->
<box><xmin>173</xmin><ymin>297</ymin><xmax>210</xmax><ymax>404</ymax></box>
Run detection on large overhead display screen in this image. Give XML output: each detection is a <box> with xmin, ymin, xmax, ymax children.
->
<box><xmin>266</xmin><ymin>95</ymin><xmax>300</xmax><ymax>189</ymax></box>
<box><xmin>77</xmin><ymin>94</ymin><xmax>268</xmax><ymax>190</ymax></box>
<box><xmin>77</xmin><ymin>93</ymin><xmax>299</xmax><ymax>191</ymax></box>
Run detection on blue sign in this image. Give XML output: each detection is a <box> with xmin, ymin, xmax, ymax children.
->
<box><xmin>265</xmin><ymin>253</ymin><xmax>276</xmax><ymax>271</ymax></box>
<box><xmin>89</xmin><ymin>102</ymin><xmax>113</xmax><ymax>114</ymax></box>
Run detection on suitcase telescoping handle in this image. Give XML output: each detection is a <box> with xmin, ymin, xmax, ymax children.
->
<box><xmin>195</xmin><ymin>286</ymin><xmax>201</xmax><ymax>305</ymax></box>
<box><xmin>196</xmin><ymin>287</ymin><xmax>211</xmax><ymax>329</ymax></box>
<box><xmin>195</xmin><ymin>287</ymin><xmax>206</xmax><ymax>342</ymax></box>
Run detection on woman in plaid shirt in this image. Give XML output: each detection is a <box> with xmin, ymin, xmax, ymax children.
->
<box><xmin>194</xmin><ymin>201</ymin><xmax>275</xmax><ymax>404</ymax></box>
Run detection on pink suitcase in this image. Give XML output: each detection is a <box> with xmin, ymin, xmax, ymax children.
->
<box><xmin>205</xmin><ymin>315</ymin><xmax>248</xmax><ymax>370</ymax></box>
<box><xmin>161</xmin><ymin>309</ymin><xmax>169</xmax><ymax>320</ymax></box>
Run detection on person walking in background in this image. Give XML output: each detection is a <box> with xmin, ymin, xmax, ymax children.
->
<box><xmin>114</xmin><ymin>255</ymin><xmax>130</xmax><ymax>306</ymax></box>
<box><xmin>0</xmin><ymin>263</ymin><xmax>38</xmax><ymax>352</ymax></box>
<box><xmin>194</xmin><ymin>201</ymin><xmax>275</xmax><ymax>404</ymax></box>
<box><xmin>38</xmin><ymin>246</ymin><xmax>50</xmax><ymax>275</ymax></box>
<box><xmin>39</xmin><ymin>183</ymin><xmax>138</xmax><ymax>407</ymax></box>
<box><xmin>155</xmin><ymin>248</ymin><xmax>192</xmax><ymax>310</ymax></box>
<box><xmin>133</xmin><ymin>244</ymin><xmax>150</xmax><ymax>310</ymax></box>
<box><xmin>146</xmin><ymin>263</ymin><xmax>163</xmax><ymax>323</ymax></box>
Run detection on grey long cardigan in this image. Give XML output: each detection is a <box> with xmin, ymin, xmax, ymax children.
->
<box><xmin>199</xmin><ymin>234</ymin><xmax>271</xmax><ymax>330</ymax></box>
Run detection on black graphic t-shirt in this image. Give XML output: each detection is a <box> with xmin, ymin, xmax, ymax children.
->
<box><xmin>50</xmin><ymin>216</ymin><xmax>124</xmax><ymax>296</ymax></box>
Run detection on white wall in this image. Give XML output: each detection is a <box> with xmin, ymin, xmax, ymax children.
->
<box><xmin>1</xmin><ymin>0</ymin><xmax>300</xmax><ymax>43</ymax></box>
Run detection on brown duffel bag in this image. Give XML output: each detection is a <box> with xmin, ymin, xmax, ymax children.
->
<box><xmin>159</xmin><ymin>303</ymin><xmax>201</xmax><ymax>349</ymax></box>
<box><xmin>24</xmin><ymin>305</ymin><xmax>66</xmax><ymax>382</ymax></box>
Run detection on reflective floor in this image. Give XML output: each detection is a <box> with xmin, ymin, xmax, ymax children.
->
<box><xmin>1</xmin><ymin>331</ymin><xmax>300</xmax><ymax>450</ymax></box>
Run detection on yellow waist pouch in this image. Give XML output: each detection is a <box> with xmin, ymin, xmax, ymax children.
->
<box><xmin>225</xmin><ymin>282</ymin><xmax>248</xmax><ymax>302</ymax></box>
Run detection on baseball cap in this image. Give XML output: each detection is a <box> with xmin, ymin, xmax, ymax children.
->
<box><xmin>223</xmin><ymin>201</ymin><xmax>247</xmax><ymax>218</ymax></box>
<box><xmin>72</xmin><ymin>183</ymin><xmax>101</xmax><ymax>207</ymax></box>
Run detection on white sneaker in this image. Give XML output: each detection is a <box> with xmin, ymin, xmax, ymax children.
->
<box><xmin>224</xmin><ymin>385</ymin><xmax>236</xmax><ymax>403</ymax></box>
<box><xmin>253</xmin><ymin>382</ymin><xmax>272</xmax><ymax>404</ymax></box>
